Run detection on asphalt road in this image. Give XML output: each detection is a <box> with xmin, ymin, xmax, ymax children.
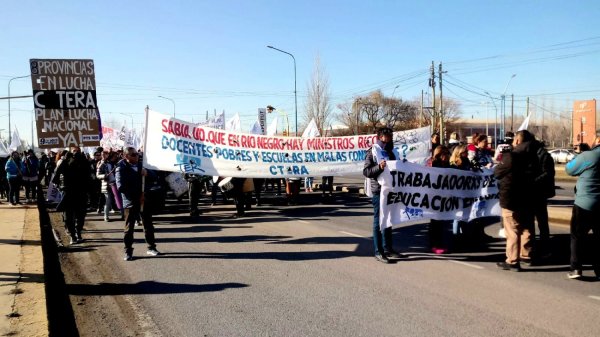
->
<box><xmin>60</xmin><ymin>184</ymin><xmax>599</xmax><ymax>337</ymax></box>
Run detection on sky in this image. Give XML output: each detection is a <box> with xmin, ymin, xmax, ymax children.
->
<box><xmin>1</xmin><ymin>0</ymin><xmax>599</xmax><ymax>146</ymax></box>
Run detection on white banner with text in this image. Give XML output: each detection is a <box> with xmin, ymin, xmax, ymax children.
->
<box><xmin>143</xmin><ymin>110</ymin><xmax>431</xmax><ymax>178</ymax></box>
<box><xmin>377</xmin><ymin>161</ymin><xmax>501</xmax><ymax>229</ymax></box>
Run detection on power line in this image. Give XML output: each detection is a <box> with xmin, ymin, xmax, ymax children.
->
<box><xmin>445</xmin><ymin>35</ymin><xmax>600</xmax><ymax>65</ymax></box>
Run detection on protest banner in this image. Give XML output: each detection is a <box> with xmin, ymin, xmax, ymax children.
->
<box><xmin>165</xmin><ymin>172</ymin><xmax>189</xmax><ymax>197</ymax></box>
<box><xmin>197</xmin><ymin>112</ymin><xmax>225</xmax><ymax>129</ymax></box>
<box><xmin>377</xmin><ymin>161</ymin><xmax>500</xmax><ymax>229</ymax></box>
<box><xmin>100</xmin><ymin>125</ymin><xmax>123</xmax><ymax>149</ymax></box>
<box><xmin>30</xmin><ymin>59</ymin><xmax>101</xmax><ymax>148</ymax></box>
<box><xmin>143</xmin><ymin>109</ymin><xmax>431</xmax><ymax>178</ymax></box>
<box><xmin>45</xmin><ymin>173</ymin><xmax>63</xmax><ymax>204</ymax></box>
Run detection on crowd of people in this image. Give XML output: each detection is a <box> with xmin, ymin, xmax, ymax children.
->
<box><xmin>3</xmin><ymin>130</ymin><xmax>598</xmax><ymax>274</ymax></box>
<box><xmin>364</xmin><ymin>127</ymin><xmax>599</xmax><ymax>281</ymax></box>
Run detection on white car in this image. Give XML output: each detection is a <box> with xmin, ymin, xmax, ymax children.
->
<box><xmin>549</xmin><ymin>149</ymin><xmax>576</xmax><ymax>163</ymax></box>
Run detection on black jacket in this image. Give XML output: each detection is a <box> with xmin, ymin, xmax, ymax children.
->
<box><xmin>535</xmin><ymin>144</ymin><xmax>556</xmax><ymax>199</ymax></box>
<box><xmin>494</xmin><ymin>141</ymin><xmax>540</xmax><ymax>211</ymax></box>
<box><xmin>116</xmin><ymin>159</ymin><xmax>143</xmax><ymax>209</ymax></box>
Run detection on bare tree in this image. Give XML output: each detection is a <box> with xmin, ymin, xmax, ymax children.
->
<box><xmin>336</xmin><ymin>90</ymin><xmax>422</xmax><ymax>133</ymax></box>
<box><xmin>432</xmin><ymin>96</ymin><xmax>462</xmax><ymax>135</ymax></box>
<box><xmin>304</xmin><ymin>54</ymin><xmax>332</xmax><ymax>135</ymax></box>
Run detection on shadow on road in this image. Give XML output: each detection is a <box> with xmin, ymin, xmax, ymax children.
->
<box><xmin>66</xmin><ymin>281</ymin><xmax>248</xmax><ymax>296</ymax></box>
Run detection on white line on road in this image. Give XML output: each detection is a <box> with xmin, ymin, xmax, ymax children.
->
<box><xmin>589</xmin><ymin>296</ymin><xmax>600</xmax><ymax>301</ymax></box>
<box><xmin>447</xmin><ymin>260</ymin><xmax>484</xmax><ymax>270</ymax></box>
<box><xmin>297</xmin><ymin>220</ymin><xmax>310</xmax><ymax>224</ymax></box>
<box><xmin>339</xmin><ymin>231</ymin><xmax>365</xmax><ymax>238</ymax></box>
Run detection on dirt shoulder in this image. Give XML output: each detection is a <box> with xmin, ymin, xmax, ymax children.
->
<box><xmin>2</xmin><ymin>207</ymin><xmax>48</xmax><ymax>337</ymax></box>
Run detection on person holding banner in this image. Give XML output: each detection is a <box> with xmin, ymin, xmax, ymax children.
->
<box><xmin>494</xmin><ymin>130</ymin><xmax>539</xmax><ymax>271</ymax></box>
<box><xmin>363</xmin><ymin>127</ymin><xmax>403</xmax><ymax>263</ymax></box>
<box><xmin>116</xmin><ymin>147</ymin><xmax>160</xmax><ymax>261</ymax></box>
<box><xmin>429</xmin><ymin>146</ymin><xmax>452</xmax><ymax>254</ymax></box>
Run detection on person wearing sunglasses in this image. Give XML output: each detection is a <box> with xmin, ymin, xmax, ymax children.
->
<box><xmin>116</xmin><ymin>147</ymin><xmax>160</xmax><ymax>261</ymax></box>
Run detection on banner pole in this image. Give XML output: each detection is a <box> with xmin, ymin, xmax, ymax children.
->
<box><xmin>141</xmin><ymin>105</ymin><xmax>150</xmax><ymax>212</ymax></box>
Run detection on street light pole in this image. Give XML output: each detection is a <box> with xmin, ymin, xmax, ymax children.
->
<box><xmin>482</xmin><ymin>101</ymin><xmax>489</xmax><ymax>136</ymax></box>
<box><xmin>267</xmin><ymin>45</ymin><xmax>297</xmax><ymax>136</ymax></box>
<box><xmin>8</xmin><ymin>75</ymin><xmax>30</xmax><ymax>138</ymax></box>
<box><xmin>391</xmin><ymin>85</ymin><xmax>400</xmax><ymax>98</ymax></box>
<box><xmin>158</xmin><ymin>95</ymin><xmax>176</xmax><ymax>117</ymax></box>
<box><xmin>484</xmin><ymin>91</ymin><xmax>498</xmax><ymax>146</ymax></box>
<box><xmin>119</xmin><ymin>113</ymin><xmax>134</xmax><ymax>128</ymax></box>
<box><xmin>500</xmin><ymin>74</ymin><xmax>516</xmax><ymax>138</ymax></box>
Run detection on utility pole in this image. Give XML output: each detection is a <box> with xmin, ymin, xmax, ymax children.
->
<box><xmin>420</xmin><ymin>90</ymin><xmax>424</xmax><ymax>127</ymax></box>
<box><xmin>429</xmin><ymin>61</ymin><xmax>436</xmax><ymax>134</ymax></box>
<box><xmin>511</xmin><ymin>94</ymin><xmax>514</xmax><ymax>132</ymax></box>
<box><xmin>542</xmin><ymin>103</ymin><xmax>545</xmax><ymax>141</ymax></box>
<box><xmin>526</xmin><ymin>96</ymin><xmax>529</xmax><ymax>122</ymax></box>
<box><xmin>439</xmin><ymin>62</ymin><xmax>445</xmax><ymax>145</ymax></box>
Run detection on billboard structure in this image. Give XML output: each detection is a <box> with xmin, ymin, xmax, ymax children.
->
<box><xmin>572</xmin><ymin>99</ymin><xmax>597</xmax><ymax>146</ymax></box>
<box><xmin>30</xmin><ymin>59</ymin><xmax>101</xmax><ymax>148</ymax></box>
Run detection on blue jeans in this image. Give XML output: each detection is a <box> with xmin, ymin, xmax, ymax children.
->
<box><xmin>372</xmin><ymin>193</ymin><xmax>393</xmax><ymax>255</ymax></box>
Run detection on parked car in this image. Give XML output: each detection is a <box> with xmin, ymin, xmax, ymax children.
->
<box><xmin>549</xmin><ymin>148</ymin><xmax>576</xmax><ymax>163</ymax></box>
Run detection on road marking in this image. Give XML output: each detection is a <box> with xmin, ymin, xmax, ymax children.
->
<box><xmin>339</xmin><ymin>231</ymin><xmax>365</xmax><ymax>238</ymax></box>
<box><xmin>447</xmin><ymin>260</ymin><xmax>484</xmax><ymax>269</ymax></box>
<box><xmin>297</xmin><ymin>220</ymin><xmax>310</xmax><ymax>224</ymax></box>
<box><xmin>589</xmin><ymin>296</ymin><xmax>600</xmax><ymax>301</ymax></box>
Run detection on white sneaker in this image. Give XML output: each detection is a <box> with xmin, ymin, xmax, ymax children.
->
<box><xmin>498</xmin><ymin>228</ymin><xmax>506</xmax><ymax>238</ymax></box>
<box><xmin>146</xmin><ymin>249</ymin><xmax>160</xmax><ymax>256</ymax></box>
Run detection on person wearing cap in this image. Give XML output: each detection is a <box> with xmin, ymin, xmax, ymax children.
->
<box><xmin>363</xmin><ymin>127</ymin><xmax>404</xmax><ymax>263</ymax></box>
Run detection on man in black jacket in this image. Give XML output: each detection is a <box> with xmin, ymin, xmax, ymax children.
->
<box><xmin>494</xmin><ymin>130</ymin><xmax>540</xmax><ymax>271</ymax></box>
<box><xmin>53</xmin><ymin>147</ymin><xmax>91</xmax><ymax>245</ymax></box>
<box><xmin>116</xmin><ymin>147</ymin><xmax>159</xmax><ymax>261</ymax></box>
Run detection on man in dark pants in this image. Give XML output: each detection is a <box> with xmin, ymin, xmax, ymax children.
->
<box><xmin>116</xmin><ymin>147</ymin><xmax>159</xmax><ymax>261</ymax></box>
<box><xmin>533</xmin><ymin>140</ymin><xmax>555</xmax><ymax>258</ymax></box>
<box><xmin>230</xmin><ymin>177</ymin><xmax>246</xmax><ymax>218</ymax></box>
<box><xmin>565</xmin><ymin>141</ymin><xmax>600</xmax><ymax>280</ymax></box>
<box><xmin>363</xmin><ymin>127</ymin><xmax>403</xmax><ymax>264</ymax></box>
<box><xmin>185</xmin><ymin>173</ymin><xmax>202</xmax><ymax>216</ymax></box>
<box><xmin>53</xmin><ymin>147</ymin><xmax>91</xmax><ymax>245</ymax></box>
